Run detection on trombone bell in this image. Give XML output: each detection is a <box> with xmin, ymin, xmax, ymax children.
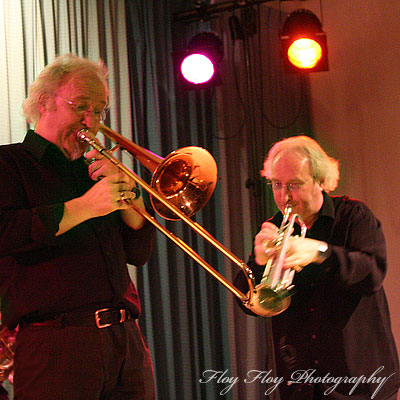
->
<box><xmin>96</xmin><ymin>124</ymin><xmax>217</xmax><ymax>220</ymax></box>
<box><xmin>151</xmin><ymin>147</ymin><xmax>217</xmax><ymax>220</ymax></box>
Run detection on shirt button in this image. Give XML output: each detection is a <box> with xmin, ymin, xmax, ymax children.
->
<box><xmin>314</xmin><ymin>360</ymin><xmax>319</xmax><ymax>365</ymax></box>
<box><xmin>312</xmin><ymin>334</ymin><xmax>317</xmax><ymax>340</ymax></box>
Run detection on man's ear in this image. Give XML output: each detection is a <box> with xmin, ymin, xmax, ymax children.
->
<box><xmin>38</xmin><ymin>93</ymin><xmax>53</xmax><ymax>113</ymax></box>
<box><xmin>317</xmin><ymin>179</ymin><xmax>326</xmax><ymax>192</ymax></box>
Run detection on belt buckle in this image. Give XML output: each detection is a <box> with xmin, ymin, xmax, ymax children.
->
<box><xmin>95</xmin><ymin>308</ymin><xmax>112</xmax><ymax>329</ymax></box>
<box><xmin>94</xmin><ymin>308</ymin><xmax>127</xmax><ymax>329</ymax></box>
<box><xmin>119</xmin><ymin>309</ymin><xmax>127</xmax><ymax>323</ymax></box>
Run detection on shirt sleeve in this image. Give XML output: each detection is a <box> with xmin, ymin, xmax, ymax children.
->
<box><xmin>119</xmin><ymin>197</ymin><xmax>156</xmax><ymax>267</ymax></box>
<box><xmin>0</xmin><ymin>152</ymin><xmax>65</xmax><ymax>257</ymax></box>
<box><xmin>324</xmin><ymin>200</ymin><xmax>387</xmax><ymax>295</ymax></box>
<box><xmin>121</xmin><ymin>218</ymin><xmax>155</xmax><ymax>267</ymax></box>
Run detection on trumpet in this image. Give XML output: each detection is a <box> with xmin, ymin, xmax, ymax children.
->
<box><xmin>249</xmin><ymin>205</ymin><xmax>307</xmax><ymax>316</ymax></box>
<box><xmin>77</xmin><ymin>125</ymin><xmax>298</xmax><ymax>317</ymax></box>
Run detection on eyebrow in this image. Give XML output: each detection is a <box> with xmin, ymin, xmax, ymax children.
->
<box><xmin>69</xmin><ymin>95</ymin><xmax>106</xmax><ymax>104</ymax></box>
<box><xmin>270</xmin><ymin>179</ymin><xmax>304</xmax><ymax>183</ymax></box>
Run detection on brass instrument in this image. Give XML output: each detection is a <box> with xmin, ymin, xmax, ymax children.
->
<box><xmin>0</xmin><ymin>326</ymin><xmax>16</xmax><ymax>383</ymax></box>
<box><xmin>249</xmin><ymin>205</ymin><xmax>307</xmax><ymax>316</ymax></box>
<box><xmin>77</xmin><ymin>125</ymin><xmax>299</xmax><ymax>317</ymax></box>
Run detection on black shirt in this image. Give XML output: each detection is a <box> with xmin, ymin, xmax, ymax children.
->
<box><xmin>0</xmin><ymin>130</ymin><xmax>155</xmax><ymax>329</ymax></box>
<box><xmin>236</xmin><ymin>192</ymin><xmax>400</xmax><ymax>399</ymax></box>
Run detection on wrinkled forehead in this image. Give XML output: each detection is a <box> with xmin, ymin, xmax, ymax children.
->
<box><xmin>58</xmin><ymin>72</ymin><xmax>108</xmax><ymax>101</ymax></box>
<box><xmin>271</xmin><ymin>149</ymin><xmax>312</xmax><ymax>178</ymax></box>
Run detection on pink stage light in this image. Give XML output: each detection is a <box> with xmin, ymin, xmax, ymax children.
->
<box><xmin>176</xmin><ymin>32</ymin><xmax>223</xmax><ymax>90</ymax></box>
<box><xmin>180</xmin><ymin>53</ymin><xmax>215</xmax><ymax>85</ymax></box>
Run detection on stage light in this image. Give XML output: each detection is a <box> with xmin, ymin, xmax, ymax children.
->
<box><xmin>177</xmin><ymin>32</ymin><xmax>223</xmax><ymax>90</ymax></box>
<box><xmin>180</xmin><ymin>54</ymin><xmax>215</xmax><ymax>85</ymax></box>
<box><xmin>280</xmin><ymin>9</ymin><xmax>328</xmax><ymax>73</ymax></box>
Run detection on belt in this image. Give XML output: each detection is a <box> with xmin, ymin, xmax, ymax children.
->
<box><xmin>21</xmin><ymin>307</ymin><xmax>134</xmax><ymax>329</ymax></box>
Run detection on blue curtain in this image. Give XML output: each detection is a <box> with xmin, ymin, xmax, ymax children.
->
<box><xmin>125</xmin><ymin>2</ymin><xmax>232</xmax><ymax>399</ymax></box>
<box><xmin>125</xmin><ymin>1</ymin><xmax>312</xmax><ymax>399</ymax></box>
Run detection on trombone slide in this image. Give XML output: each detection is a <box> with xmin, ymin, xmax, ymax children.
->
<box><xmin>77</xmin><ymin>128</ymin><xmax>254</xmax><ymax>304</ymax></box>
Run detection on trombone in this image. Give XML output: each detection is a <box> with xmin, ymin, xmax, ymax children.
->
<box><xmin>77</xmin><ymin>124</ymin><xmax>288</xmax><ymax>316</ymax></box>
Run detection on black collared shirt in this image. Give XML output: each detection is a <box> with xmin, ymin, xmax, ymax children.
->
<box><xmin>236</xmin><ymin>192</ymin><xmax>399</xmax><ymax>399</ymax></box>
<box><xmin>0</xmin><ymin>130</ymin><xmax>155</xmax><ymax>329</ymax></box>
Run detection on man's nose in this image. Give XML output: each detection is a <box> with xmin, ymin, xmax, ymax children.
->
<box><xmin>81</xmin><ymin>112</ymin><xmax>99</xmax><ymax>129</ymax></box>
<box><xmin>281</xmin><ymin>187</ymin><xmax>292</xmax><ymax>202</ymax></box>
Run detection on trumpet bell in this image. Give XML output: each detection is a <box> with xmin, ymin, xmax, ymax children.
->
<box><xmin>249</xmin><ymin>286</ymin><xmax>292</xmax><ymax>317</ymax></box>
<box><xmin>151</xmin><ymin>146</ymin><xmax>218</xmax><ymax>220</ymax></box>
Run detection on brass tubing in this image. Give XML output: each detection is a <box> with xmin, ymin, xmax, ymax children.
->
<box><xmin>99</xmin><ymin>124</ymin><xmax>163</xmax><ymax>173</ymax></box>
<box><xmin>77</xmin><ymin>129</ymin><xmax>254</xmax><ymax>303</ymax></box>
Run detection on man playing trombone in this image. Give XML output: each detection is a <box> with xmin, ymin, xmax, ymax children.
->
<box><xmin>236</xmin><ymin>135</ymin><xmax>399</xmax><ymax>399</ymax></box>
<box><xmin>0</xmin><ymin>54</ymin><xmax>155</xmax><ymax>399</ymax></box>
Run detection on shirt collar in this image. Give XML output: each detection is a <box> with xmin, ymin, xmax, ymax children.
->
<box><xmin>318</xmin><ymin>191</ymin><xmax>335</xmax><ymax>219</ymax></box>
<box><xmin>23</xmin><ymin>129</ymin><xmax>85</xmax><ymax>166</ymax></box>
<box><xmin>23</xmin><ymin>129</ymin><xmax>65</xmax><ymax>161</ymax></box>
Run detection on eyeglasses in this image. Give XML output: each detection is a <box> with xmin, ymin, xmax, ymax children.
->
<box><xmin>268</xmin><ymin>180</ymin><xmax>310</xmax><ymax>192</ymax></box>
<box><xmin>61</xmin><ymin>98</ymin><xmax>108</xmax><ymax>122</ymax></box>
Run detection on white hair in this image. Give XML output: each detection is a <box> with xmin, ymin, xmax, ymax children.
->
<box><xmin>23</xmin><ymin>53</ymin><xmax>109</xmax><ymax>123</ymax></box>
<box><xmin>261</xmin><ymin>135</ymin><xmax>340</xmax><ymax>192</ymax></box>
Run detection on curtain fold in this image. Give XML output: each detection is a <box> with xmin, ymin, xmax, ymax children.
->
<box><xmin>0</xmin><ymin>0</ymin><xmax>25</xmax><ymax>144</ymax></box>
<box><xmin>126</xmin><ymin>2</ymin><xmax>234</xmax><ymax>399</ymax></box>
<box><xmin>0</xmin><ymin>0</ymin><xmax>130</xmax><ymax>144</ymax></box>
<box><xmin>212</xmin><ymin>5</ymin><xmax>312</xmax><ymax>398</ymax></box>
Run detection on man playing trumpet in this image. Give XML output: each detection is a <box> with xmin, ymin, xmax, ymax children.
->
<box><xmin>236</xmin><ymin>135</ymin><xmax>399</xmax><ymax>399</ymax></box>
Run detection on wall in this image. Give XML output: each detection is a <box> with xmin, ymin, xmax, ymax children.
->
<box><xmin>281</xmin><ymin>0</ymin><xmax>400</xmax><ymax>370</ymax></box>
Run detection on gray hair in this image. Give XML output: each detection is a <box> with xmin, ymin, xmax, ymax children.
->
<box><xmin>23</xmin><ymin>53</ymin><xmax>109</xmax><ymax>123</ymax></box>
<box><xmin>260</xmin><ymin>135</ymin><xmax>340</xmax><ymax>192</ymax></box>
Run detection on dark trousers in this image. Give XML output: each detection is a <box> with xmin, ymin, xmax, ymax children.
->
<box><xmin>13</xmin><ymin>320</ymin><xmax>155</xmax><ymax>400</ymax></box>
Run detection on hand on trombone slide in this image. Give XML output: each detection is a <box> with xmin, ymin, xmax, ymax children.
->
<box><xmin>83</xmin><ymin>147</ymin><xmax>142</xmax><ymax>214</ymax></box>
<box><xmin>254</xmin><ymin>221</ymin><xmax>328</xmax><ymax>271</ymax></box>
<box><xmin>79</xmin><ymin>172</ymin><xmax>139</xmax><ymax>218</ymax></box>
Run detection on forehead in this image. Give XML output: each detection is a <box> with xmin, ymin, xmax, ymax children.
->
<box><xmin>271</xmin><ymin>150</ymin><xmax>312</xmax><ymax>180</ymax></box>
<box><xmin>57</xmin><ymin>72</ymin><xmax>107</xmax><ymax>102</ymax></box>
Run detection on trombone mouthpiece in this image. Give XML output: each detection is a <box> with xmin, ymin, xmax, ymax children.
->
<box><xmin>76</xmin><ymin>129</ymin><xmax>90</xmax><ymax>143</ymax></box>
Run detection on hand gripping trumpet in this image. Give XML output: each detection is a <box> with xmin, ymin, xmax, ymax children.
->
<box><xmin>248</xmin><ymin>205</ymin><xmax>307</xmax><ymax>316</ymax></box>
<box><xmin>77</xmin><ymin>125</ymin><xmax>303</xmax><ymax>317</ymax></box>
